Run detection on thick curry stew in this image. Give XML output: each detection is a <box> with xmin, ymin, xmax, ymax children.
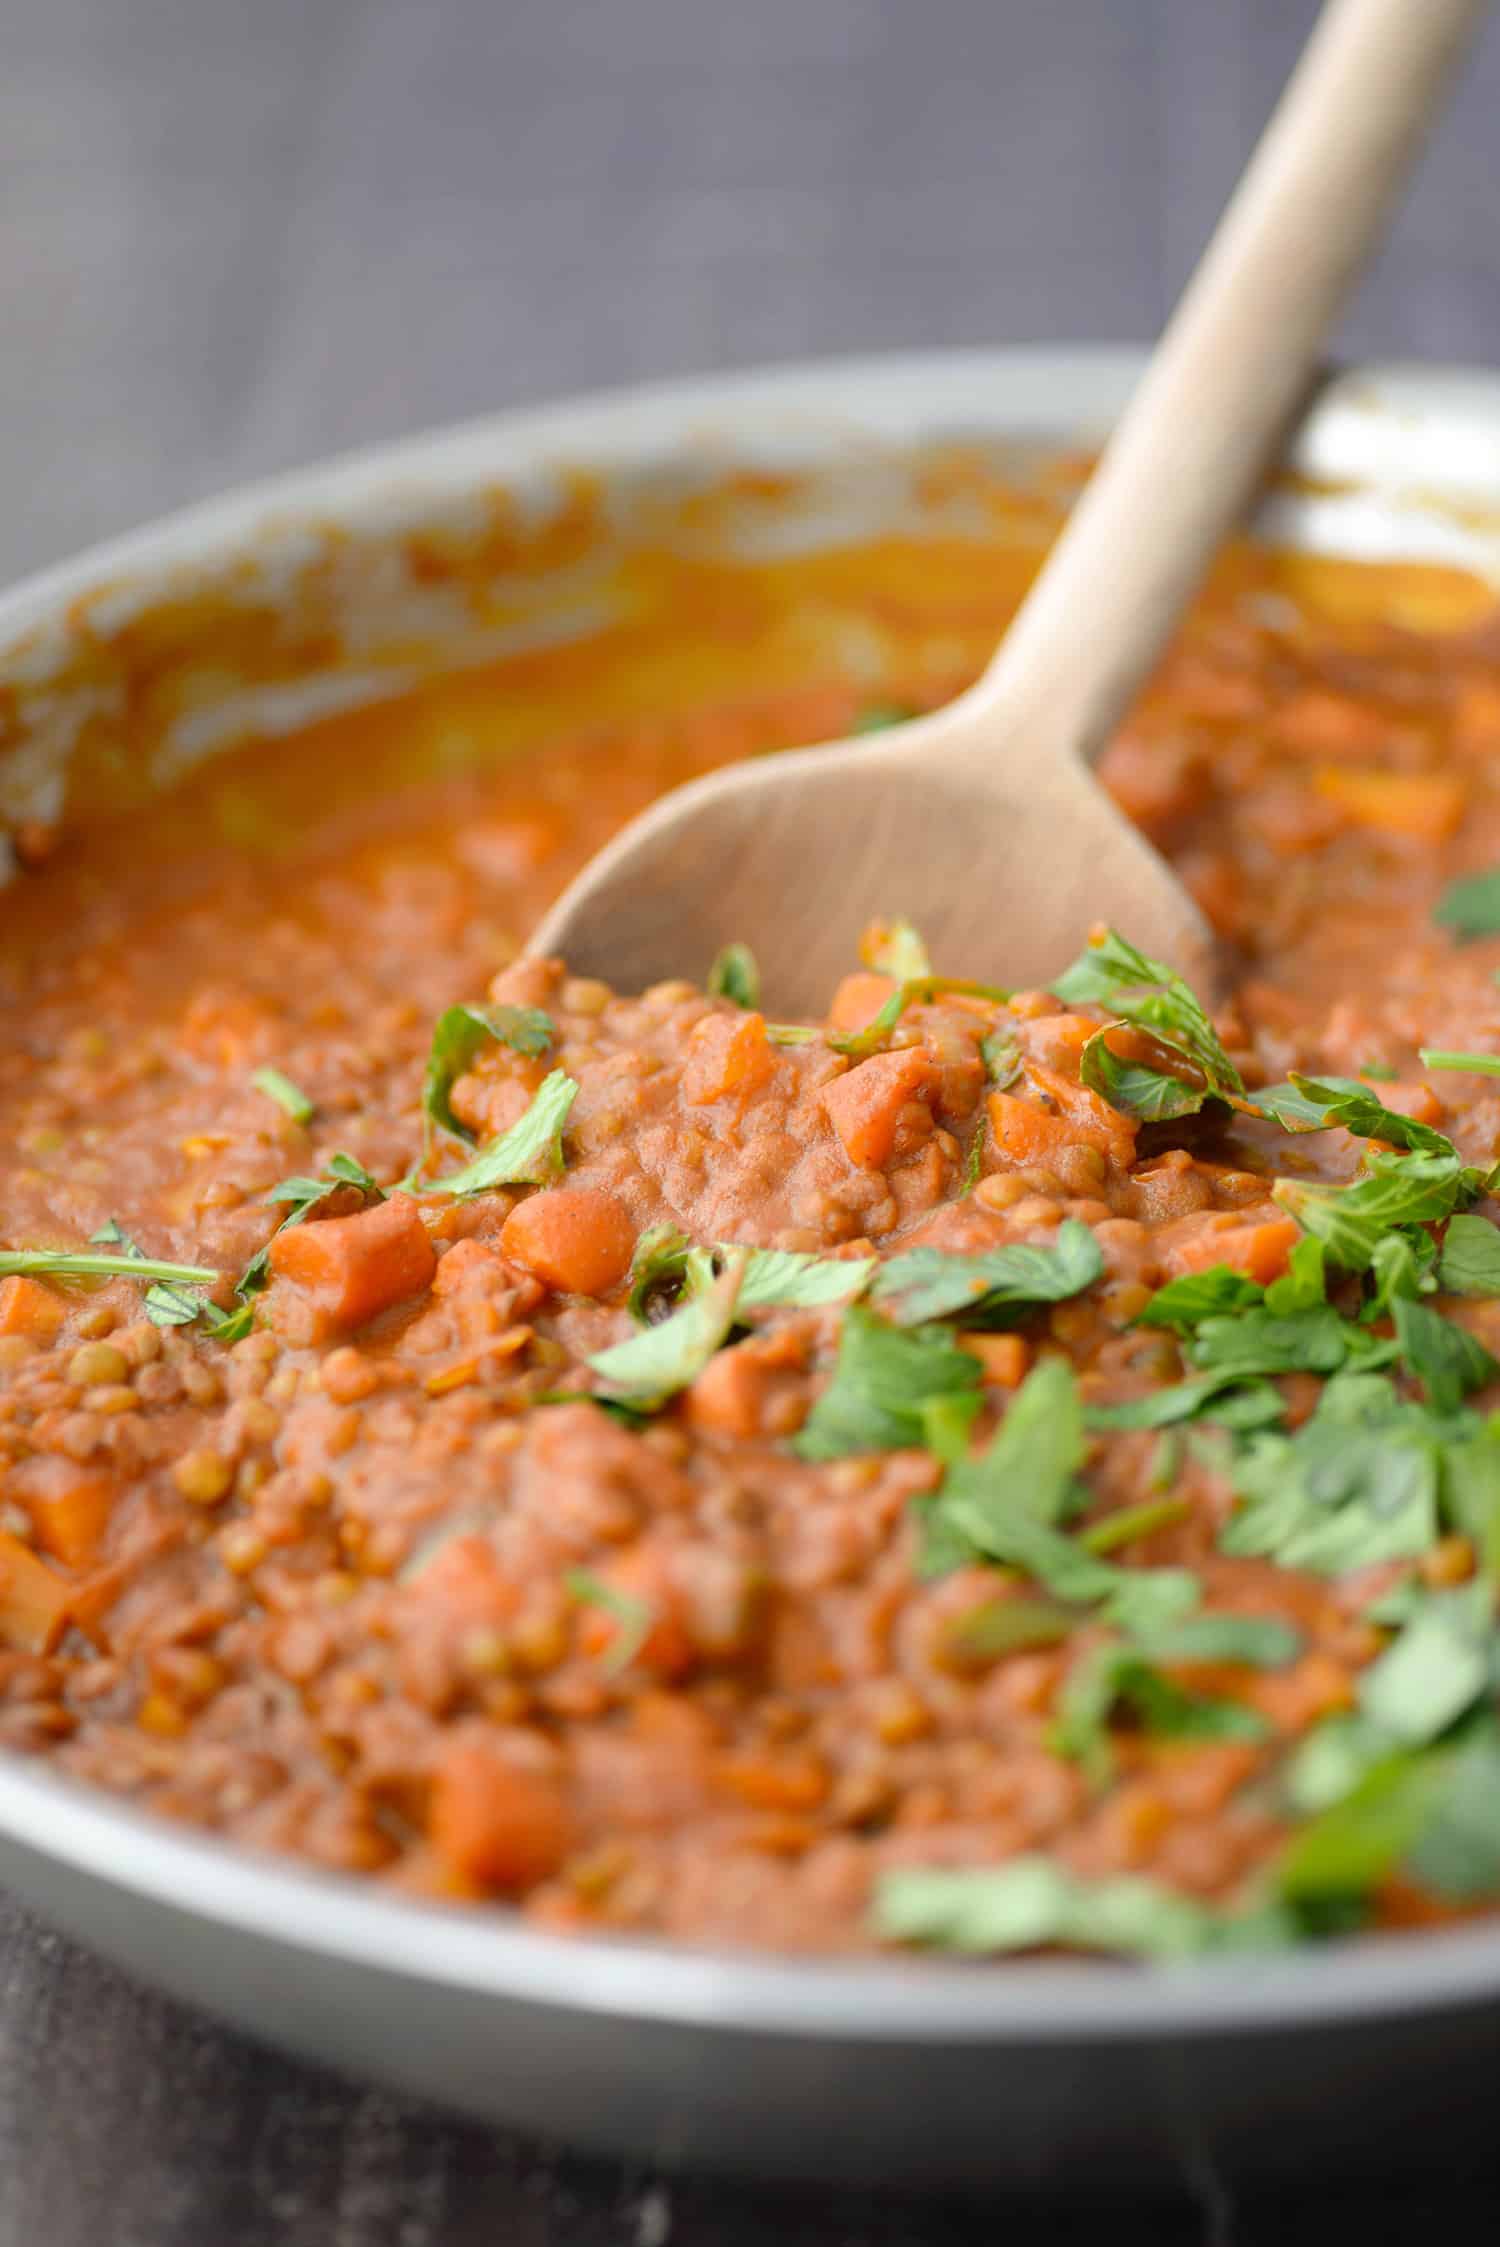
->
<box><xmin>6</xmin><ymin>498</ymin><xmax>1500</xmax><ymax>1961</ymax></box>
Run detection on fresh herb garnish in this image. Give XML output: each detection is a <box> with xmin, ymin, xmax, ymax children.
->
<box><xmin>707</xmin><ymin>944</ymin><xmax>761</xmax><ymax>1011</ymax></box>
<box><xmin>794</xmin><ymin>1304</ymin><xmax>982</xmax><ymax>1461</ymax></box>
<box><xmin>1256</xmin><ymin>1074</ymin><xmax>1455</xmax><ymax>1157</ymax></box>
<box><xmin>1052</xmin><ymin>1643</ymin><xmax>1268</xmax><ymax>1779</ymax></box>
<box><xmin>234</xmin><ymin>1151</ymin><xmax>386</xmax><ymax>1298</ymax></box>
<box><xmin>0</xmin><ymin>1239</ymin><xmax>220</xmax><ymax>1291</ymax></box>
<box><xmin>625</xmin><ymin>1226</ymin><xmax>692</xmax><ymax>1323</ymax></box>
<box><xmin>588</xmin><ymin>1250</ymin><xmax>746</xmax><ymax>1409</ymax></box>
<box><xmin>1438</xmin><ymin>1212</ymin><xmax>1500</xmax><ymax>1298</ymax></box>
<box><xmin>1053</xmin><ymin>928</ymin><xmax>1244</xmax><ymax>1109</ymax></box>
<box><xmin>981</xmin><ymin>1025</ymin><xmax>1022</xmax><ymax>1089</ymax></box>
<box><xmin>420</xmin><ymin>1003</ymin><xmax>555</xmax><ymax>1152</ymax></box>
<box><xmin>1273</xmin><ymin>1150</ymin><xmax>1476</xmax><ymax>1273</ymax></box>
<box><xmin>1434</xmin><ymin>867</ymin><xmax>1500</xmax><ymax>941</ymax></box>
<box><xmin>1391</xmin><ymin>1296</ymin><xmax>1500</xmax><ymax>1411</ymax></box>
<box><xmin>1418</xmin><ymin>1048</ymin><xmax>1500</xmax><ymax>1077</ymax></box>
<box><xmin>870</xmin><ymin>1220</ymin><xmax>1104</xmax><ymax>1328</ymax></box>
<box><xmin>735</xmin><ymin>1246</ymin><xmax>875</xmax><ymax>1311</ymax></box>
<box><xmin>827</xmin><ymin>976</ymin><xmax>1010</xmax><ymax>1062</ymax></box>
<box><xmin>427</xmin><ymin>1069</ymin><xmax>579</xmax><ymax>1196</ymax></box>
<box><xmin>565</xmin><ymin>1568</ymin><xmax>654</xmax><ymax>1673</ymax></box>
<box><xmin>251</xmin><ymin>1066</ymin><xmax>315</xmax><ymax>1124</ymax></box>
<box><xmin>1136</xmin><ymin>1268</ymin><xmax>1266</xmax><ymax>1332</ymax></box>
<box><xmin>1222</xmin><ymin>1374</ymin><xmax>1448</xmax><ymax>1574</ymax></box>
<box><xmin>874</xmin><ymin>1856</ymin><xmax>1231</xmax><ymax>1960</ymax></box>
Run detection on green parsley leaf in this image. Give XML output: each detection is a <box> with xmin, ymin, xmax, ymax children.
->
<box><xmin>420</xmin><ymin>1003</ymin><xmax>555</xmax><ymax>1151</ymax></box>
<box><xmin>1273</xmin><ymin>1150</ymin><xmax>1474</xmax><ymax>1272</ymax></box>
<box><xmin>1279</xmin><ymin>1753</ymin><xmax>1448</xmax><ymax>1904</ymax></box>
<box><xmin>794</xmin><ymin>1305</ymin><xmax>981</xmax><ymax>1460</ymax></box>
<box><xmin>735</xmin><ymin>1246</ymin><xmax>875</xmax><ymax>1311</ymax></box>
<box><xmin>1434</xmin><ymin>867</ymin><xmax>1500</xmax><ymax>941</ymax></box>
<box><xmin>1086</xmin><ymin>1375</ymin><xmax>1284</xmax><ymax>1433</ymax></box>
<box><xmin>874</xmin><ymin>1856</ymin><xmax>1221</xmax><ymax>1960</ymax></box>
<box><xmin>937</xmin><ymin>1595</ymin><xmax>1078</xmax><ymax>1667</ymax></box>
<box><xmin>1052</xmin><ymin>1644</ymin><xmax>1267</xmax><ymax>1778</ymax></box>
<box><xmin>1223</xmin><ymin>1376</ymin><xmax>1444</xmax><ymax>1574</ymax></box>
<box><xmin>624</xmin><ymin>1225</ymin><xmax>693</xmax><ymax>1323</ymax></box>
<box><xmin>1419</xmin><ymin>1048</ymin><xmax>1500</xmax><ymax>1078</ymax></box>
<box><xmin>1188</xmin><ymin>1302</ymin><xmax>1393</xmax><ymax>1382</ymax></box>
<box><xmin>1078</xmin><ymin>1034</ymin><xmax>1216</xmax><ymax>1122</ymax></box>
<box><xmin>1359</xmin><ymin>1585</ymin><xmax>1493</xmax><ymax>1746</ymax></box>
<box><xmin>934</xmin><ymin>1358</ymin><xmax>1086</xmax><ymax>1545</ymax></box>
<box><xmin>981</xmin><ymin>1025</ymin><xmax>1022</xmax><ymax>1090</ymax></box>
<box><xmin>1439</xmin><ymin>1213</ymin><xmax>1500</xmax><ymax>1299</ymax></box>
<box><xmin>0</xmin><ymin>1245</ymin><xmax>221</xmax><ymax>1289</ymax></box>
<box><xmin>587</xmin><ymin>1249</ymin><xmax>746</xmax><ymax>1410</ymax></box>
<box><xmin>870</xmin><ymin>1219</ymin><xmax>1103</xmax><ymax>1328</ymax></box>
<box><xmin>1255</xmin><ymin>1074</ymin><xmax>1455</xmax><ymax>1157</ymax></box>
<box><xmin>1136</xmin><ymin>1268</ymin><xmax>1265</xmax><ymax>1333</ymax></box>
<box><xmin>1078</xmin><ymin>1495</ymin><xmax>1191</xmax><ymax>1554</ymax></box>
<box><xmin>1051</xmin><ymin>928</ymin><xmax>1244</xmax><ymax>1102</ymax></box>
<box><xmin>564</xmin><ymin>1567</ymin><xmax>654</xmax><ymax>1674</ymax></box>
<box><xmin>1392</xmin><ymin>1296</ymin><xmax>1500</xmax><ymax>1412</ymax></box>
<box><xmin>706</xmin><ymin>943</ymin><xmax>761</xmax><ymax>1010</ymax></box>
<box><xmin>428</xmin><ymin>1069</ymin><xmax>579</xmax><ymax>1196</ymax></box>
<box><xmin>234</xmin><ymin>1150</ymin><xmax>387</xmax><ymax>1298</ymax></box>
<box><xmin>251</xmin><ymin>1065</ymin><xmax>315</xmax><ymax>1124</ymax></box>
<box><xmin>1409</xmin><ymin>1728</ymin><xmax>1500</xmax><ymax>1896</ymax></box>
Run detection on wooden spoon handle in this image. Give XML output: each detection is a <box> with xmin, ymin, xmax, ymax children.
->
<box><xmin>972</xmin><ymin>0</ymin><xmax>1488</xmax><ymax>770</ymax></box>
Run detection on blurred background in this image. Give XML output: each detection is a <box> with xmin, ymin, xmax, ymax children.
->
<box><xmin>4</xmin><ymin>0</ymin><xmax>1499</xmax><ymax>583</ymax></box>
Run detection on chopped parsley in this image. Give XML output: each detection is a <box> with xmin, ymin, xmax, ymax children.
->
<box><xmin>565</xmin><ymin>1568</ymin><xmax>654</xmax><ymax>1673</ymax></box>
<box><xmin>794</xmin><ymin>1305</ymin><xmax>982</xmax><ymax>1461</ymax></box>
<box><xmin>419</xmin><ymin>1002</ymin><xmax>555</xmax><ymax>1153</ymax></box>
<box><xmin>1053</xmin><ymin>927</ymin><xmax>1245</xmax><ymax>1114</ymax></box>
<box><xmin>874</xmin><ymin>1856</ymin><xmax>1235</xmax><ymax>1960</ymax></box>
<box><xmin>1255</xmin><ymin>1074</ymin><xmax>1455</xmax><ymax>1157</ymax></box>
<box><xmin>706</xmin><ymin>943</ymin><xmax>761</xmax><ymax>1011</ymax></box>
<box><xmin>869</xmin><ymin>1219</ymin><xmax>1103</xmax><ymax>1328</ymax></box>
<box><xmin>427</xmin><ymin>1069</ymin><xmax>578</xmax><ymax>1196</ymax></box>
<box><xmin>588</xmin><ymin>1250</ymin><xmax>747</xmax><ymax>1409</ymax></box>
<box><xmin>1434</xmin><ymin>867</ymin><xmax>1500</xmax><ymax>941</ymax></box>
<box><xmin>1438</xmin><ymin>1212</ymin><xmax>1500</xmax><ymax>1298</ymax></box>
<box><xmin>251</xmin><ymin>1065</ymin><xmax>315</xmax><ymax>1124</ymax></box>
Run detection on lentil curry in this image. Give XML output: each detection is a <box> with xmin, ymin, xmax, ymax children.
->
<box><xmin>6</xmin><ymin>473</ymin><xmax>1500</xmax><ymax>1962</ymax></box>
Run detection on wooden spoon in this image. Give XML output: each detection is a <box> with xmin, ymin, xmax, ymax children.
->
<box><xmin>534</xmin><ymin>0</ymin><xmax>1486</xmax><ymax>1008</ymax></box>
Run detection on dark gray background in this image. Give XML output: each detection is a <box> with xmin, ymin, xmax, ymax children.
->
<box><xmin>4</xmin><ymin>0</ymin><xmax>1500</xmax><ymax>2239</ymax></box>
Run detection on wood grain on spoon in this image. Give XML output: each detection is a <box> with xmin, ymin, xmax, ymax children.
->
<box><xmin>533</xmin><ymin>0</ymin><xmax>1487</xmax><ymax>1010</ymax></box>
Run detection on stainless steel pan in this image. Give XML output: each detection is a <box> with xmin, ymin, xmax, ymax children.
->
<box><xmin>6</xmin><ymin>350</ymin><xmax>1500</xmax><ymax>2187</ymax></box>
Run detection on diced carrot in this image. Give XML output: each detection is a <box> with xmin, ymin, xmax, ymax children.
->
<box><xmin>575</xmin><ymin>1546</ymin><xmax>696</xmax><ymax>1681</ymax></box>
<box><xmin>682</xmin><ymin>1011</ymin><xmax>777</xmax><ymax>1104</ymax></box>
<box><xmin>1164</xmin><ymin>1216</ymin><xmax>1300</xmax><ymax>1285</ymax></box>
<box><xmin>828</xmin><ymin>972</ymin><xmax>897</xmax><ymax>1032</ymax></box>
<box><xmin>1312</xmin><ymin>765</ymin><xmax>1467</xmax><ymax>843</ymax></box>
<box><xmin>11</xmin><ymin>1458</ymin><xmax>116</xmax><ymax>1569</ymax></box>
<box><xmin>430</xmin><ymin>1237</ymin><xmax>506</xmax><ymax>1296</ymax></box>
<box><xmin>822</xmin><ymin>1046</ymin><xmax>935</xmax><ymax>1168</ymax></box>
<box><xmin>1273</xmin><ymin>689</ymin><xmax>1390</xmax><ymax>760</ymax></box>
<box><xmin>957</xmin><ymin>1332</ymin><xmax>1030</xmax><ymax>1387</ymax></box>
<box><xmin>987</xmin><ymin>1089</ymin><xmax>1083</xmax><ymax>1169</ymax></box>
<box><xmin>714</xmin><ymin>1750</ymin><xmax>830</xmax><ymax>1813</ymax></box>
<box><xmin>685</xmin><ymin>1326</ymin><xmax>807</xmax><ymax>1438</ymax></box>
<box><xmin>406</xmin><ymin>1533</ymin><xmax>521</xmax><ymax>1630</ymax></box>
<box><xmin>1370</xmin><ymin>1079</ymin><xmax>1446</xmax><ymax>1128</ymax></box>
<box><xmin>1452</xmin><ymin>675</ymin><xmax>1500</xmax><ymax>759</ymax></box>
<box><xmin>1017</xmin><ymin>1014</ymin><xmax>1101</xmax><ymax>1070</ymax></box>
<box><xmin>1244</xmin><ymin>1651</ymin><xmax>1355</xmax><ymax>1733</ymax></box>
<box><xmin>500</xmin><ymin>1186</ymin><xmax>636</xmax><ymax>1297</ymax></box>
<box><xmin>429</xmin><ymin>1738</ymin><xmax>572</xmax><ymax>1892</ymax></box>
<box><xmin>268</xmin><ymin>1192</ymin><xmax>436</xmax><ymax>1339</ymax></box>
<box><xmin>1024</xmin><ymin>1062</ymin><xmax>1137</xmax><ymax>1153</ymax></box>
<box><xmin>0</xmin><ymin>1275</ymin><xmax>66</xmax><ymax>1341</ymax></box>
<box><xmin>0</xmin><ymin>1531</ymin><xmax>73</xmax><ymax>1653</ymax></box>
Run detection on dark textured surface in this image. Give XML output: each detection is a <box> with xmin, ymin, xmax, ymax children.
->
<box><xmin>5</xmin><ymin>0</ymin><xmax>1500</xmax><ymax>2237</ymax></box>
